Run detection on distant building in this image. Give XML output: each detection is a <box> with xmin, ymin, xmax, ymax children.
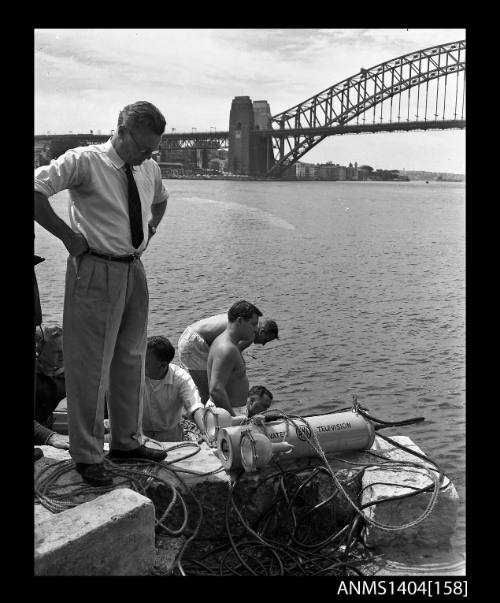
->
<box><xmin>308</xmin><ymin>164</ymin><xmax>320</xmax><ymax>180</ymax></box>
<box><xmin>346</xmin><ymin>162</ymin><xmax>358</xmax><ymax>180</ymax></box>
<box><xmin>293</xmin><ymin>162</ymin><xmax>318</xmax><ymax>180</ymax></box>
<box><xmin>295</xmin><ymin>163</ymin><xmax>307</xmax><ymax>179</ymax></box>
<box><xmin>283</xmin><ymin>161</ymin><xmax>351</xmax><ymax>181</ymax></box>
<box><xmin>208</xmin><ymin>157</ymin><xmax>227</xmax><ymax>172</ymax></box>
<box><xmin>319</xmin><ymin>164</ymin><xmax>337</xmax><ymax>180</ymax></box>
<box><xmin>357</xmin><ymin>167</ymin><xmax>370</xmax><ymax>180</ymax></box>
<box><xmin>335</xmin><ymin>165</ymin><xmax>347</xmax><ymax>180</ymax></box>
<box><xmin>158</xmin><ymin>162</ymin><xmax>185</xmax><ymax>178</ymax></box>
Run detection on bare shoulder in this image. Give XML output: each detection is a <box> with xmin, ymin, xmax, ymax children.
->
<box><xmin>209</xmin><ymin>333</ymin><xmax>238</xmax><ymax>358</ymax></box>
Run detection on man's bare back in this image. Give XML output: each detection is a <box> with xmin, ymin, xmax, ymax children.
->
<box><xmin>190</xmin><ymin>313</ymin><xmax>227</xmax><ymax>346</ymax></box>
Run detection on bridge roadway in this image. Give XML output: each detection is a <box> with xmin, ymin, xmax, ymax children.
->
<box><xmin>257</xmin><ymin>120</ymin><xmax>465</xmax><ymax>137</ymax></box>
<box><xmin>36</xmin><ymin>118</ymin><xmax>464</xmax><ymax>148</ymax></box>
<box><xmin>162</xmin><ymin>119</ymin><xmax>465</xmax><ymax>141</ymax></box>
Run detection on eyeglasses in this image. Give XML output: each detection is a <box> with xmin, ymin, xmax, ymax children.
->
<box><xmin>126</xmin><ymin>128</ymin><xmax>158</xmax><ymax>155</ymax></box>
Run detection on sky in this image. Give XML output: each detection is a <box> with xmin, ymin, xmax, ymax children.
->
<box><xmin>34</xmin><ymin>28</ymin><xmax>466</xmax><ymax>173</ymax></box>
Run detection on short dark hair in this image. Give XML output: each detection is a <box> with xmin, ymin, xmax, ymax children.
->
<box><xmin>147</xmin><ymin>335</ymin><xmax>175</xmax><ymax>363</ymax></box>
<box><xmin>248</xmin><ymin>385</ymin><xmax>273</xmax><ymax>400</ymax></box>
<box><xmin>227</xmin><ymin>300</ymin><xmax>263</xmax><ymax>323</ymax></box>
<box><xmin>261</xmin><ymin>319</ymin><xmax>279</xmax><ymax>340</ymax></box>
<box><xmin>117</xmin><ymin>101</ymin><xmax>166</xmax><ymax>136</ymax></box>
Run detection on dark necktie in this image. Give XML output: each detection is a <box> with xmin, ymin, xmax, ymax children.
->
<box><xmin>124</xmin><ymin>163</ymin><xmax>144</xmax><ymax>249</ymax></box>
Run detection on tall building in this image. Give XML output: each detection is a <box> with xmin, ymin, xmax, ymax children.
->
<box><xmin>319</xmin><ymin>164</ymin><xmax>337</xmax><ymax>180</ymax></box>
<box><xmin>335</xmin><ymin>165</ymin><xmax>347</xmax><ymax>180</ymax></box>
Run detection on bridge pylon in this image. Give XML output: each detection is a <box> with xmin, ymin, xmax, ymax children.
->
<box><xmin>227</xmin><ymin>96</ymin><xmax>274</xmax><ymax>176</ymax></box>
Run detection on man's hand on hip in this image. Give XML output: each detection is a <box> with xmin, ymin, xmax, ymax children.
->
<box><xmin>64</xmin><ymin>231</ymin><xmax>89</xmax><ymax>256</ymax></box>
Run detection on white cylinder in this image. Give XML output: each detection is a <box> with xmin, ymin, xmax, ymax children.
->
<box><xmin>217</xmin><ymin>425</ymin><xmax>254</xmax><ymax>470</ymax></box>
<box><xmin>217</xmin><ymin>410</ymin><xmax>375</xmax><ymax>471</ymax></box>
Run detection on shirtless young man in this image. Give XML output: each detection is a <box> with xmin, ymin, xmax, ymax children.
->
<box><xmin>178</xmin><ymin>310</ymin><xmax>278</xmax><ymax>403</ymax></box>
<box><xmin>206</xmin><ymin>300</ymin><xmax>262</xmax><ymax>416</ymax></box>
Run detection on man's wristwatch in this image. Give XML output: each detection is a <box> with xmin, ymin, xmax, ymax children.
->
<box><xmin>148</xmin><ymin>224</ymin><xmax>157</xmax><ymax>236</ymax></box>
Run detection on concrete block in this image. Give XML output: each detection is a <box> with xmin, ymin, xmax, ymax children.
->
<box><xmin>370</xmin><ymin>547</ymin><xmax>466</xmax><ymax>576</ymax></box>
<box><xmin>165</xmin><ymin>441</ymin><xmax>229</xmax><ymax>489</ymax></box>
<box><xmin>144</xmin><ymin>442</ymin><xmax>230</xmax><ymax>545</ymax></box>
<box><xmin>361</xmin><ymin>436</ymin><xmax>459</xmax><ymax>550</ymax></box>
<box><xmin>35</xmin><ymin>488</ymin><xmax>156</xmax><ymax>575</ymax></box>
<box><xmin>318</xmin><ymin>450</ymin><xmax>377</xmax><ymax>526</ymax></box>
<box><xmin>34</xmin><ymin>504</ymin><xmax>54</xmax><ymax>526</ymax></box>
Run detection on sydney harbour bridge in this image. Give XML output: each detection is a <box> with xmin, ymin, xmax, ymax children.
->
<box><xmin>35</xmin><ymin>39</ymin><xmax>465</xmax><ymax>179</ymax></box>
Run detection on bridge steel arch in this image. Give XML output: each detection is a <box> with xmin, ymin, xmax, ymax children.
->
<box><xmin>262</xmin><ymin>39</ymin><xmax>466</xmax><ymax>178</ymax></box>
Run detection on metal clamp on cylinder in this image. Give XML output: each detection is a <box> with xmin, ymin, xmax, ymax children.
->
<box><xmin>216</xmin><ymin>425</ymin><xmax>253</xmax><ymax>470</ymax></box>
<box><xmin>203</xmin><ymin>406</ymin><xmax>247</xmax><ymax>444</ymax></box>
<box><xmin>240</xmin><ymin>431</ymin><xmax>294</xmax><ymax>473</ymax></box>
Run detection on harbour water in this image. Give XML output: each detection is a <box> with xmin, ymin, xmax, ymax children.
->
<box><xmin>34</xmin><ymin>179</ymin><xmax>465</xmax><ymax>556</ymax></box>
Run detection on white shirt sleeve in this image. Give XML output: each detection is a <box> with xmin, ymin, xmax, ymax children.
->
<box><xmin>174</xmin><ymin>366</ymin><xmax>203</xmax><ymax>417</ymax></box>
<box><xmin>34</xmin><ymin>149</ymin><xmax>88</xmax><ymax>197</ymax></box>
<box><xmin>152</xmin><ymin>160</ymin><xmax>169</xmax><ymax>205</ymax></box>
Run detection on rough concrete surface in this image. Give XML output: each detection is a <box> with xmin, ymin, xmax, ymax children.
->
<box><xmin>362</xmin><ymin>436</ymin><xmax>459</xmax><ymax>550</ymax></box>
<box><xmin>34</xmin><ymin>434</ymin><xmax>462</xmax><ymax>576</ymax></box>
<box><xmin>35</xmin><ymin>488</ymin><xmax>156</xmax><ymax>575</ymax></box>
<box><xmin>370</xmin><ymin>547</ymin><xmax>466</xmax><ymax>576</ymax></box>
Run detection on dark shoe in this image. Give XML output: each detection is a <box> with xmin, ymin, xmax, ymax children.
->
<box><xmin>107</xmin><ymin>444</ymin><xmax>167</xmax><ymax>462</ymax></box>
<box><xmin>34</xmin><ymin>447</ymin><xmax>44</xmax><ymax>462</ymax></box>
<box><xmin>75</xmin><ymin>462</ymin><xmax>113</xmax><ymax>486</ymax></box>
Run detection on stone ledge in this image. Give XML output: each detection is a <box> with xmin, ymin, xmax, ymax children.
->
<box><xmin>34</xmin><ymin>434</ymin><xmax>461</xmax><ymax>576</ymax></box>
<box><xmin>370</xmin><ymin>546</ymin><xmax>466</xmax><ymax>576</ymax></box>
<box><xmin>361</xmin><ymin>436</ymin><xmax>459</xmax><ymax>550</ymax></box>
<box><xmin>35</xmin><ymin>488</ymin><xmax>156</xmax><ymax>576</ymax></box>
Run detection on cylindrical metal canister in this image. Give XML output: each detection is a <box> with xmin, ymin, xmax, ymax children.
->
<box><xmin>217</xmin><ymin>425</ymin><xmax>255</xmax><ymax>470</ymax></box>
<box><xmin>217</xmin><ymin>410</ymin><xmax>376</xmax><ymax>471</ymax></box>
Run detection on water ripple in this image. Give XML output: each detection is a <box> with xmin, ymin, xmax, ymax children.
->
<box><xmin>35</xmin><ymin>180</ymin><xmax>465</xmax><ymax>555</ymax></box>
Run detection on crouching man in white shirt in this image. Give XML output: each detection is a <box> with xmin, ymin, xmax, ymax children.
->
<box><xmin>143</xmin><ymin>336</ymin><xmax>206</xmax><ymax>442</ymax></box>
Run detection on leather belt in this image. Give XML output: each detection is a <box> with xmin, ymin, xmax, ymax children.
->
<box><xmin>87</xmin><ymin>250</ymin><xmax>140</xmax><ymax>263</ymax></box>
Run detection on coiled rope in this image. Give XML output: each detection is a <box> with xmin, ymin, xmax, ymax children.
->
<box><xmin>177</xmin><ymin>404</ymin><xmax>449</xmax><ymax>576</ymax></box>
<box><xmin>35</xmin><ymin>404</ymin><xmax>450</xmax><ymax>576</ymax></box>
<box><xmin>243</xmin><ymin>406</ymin><xmax>445</xmax><ymax>532</ymax></box>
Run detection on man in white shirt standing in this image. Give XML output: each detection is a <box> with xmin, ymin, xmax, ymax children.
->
<box><xmin>143</xmin><ymin>336</ymin><xmax>206</xmax><ymax>442</ymax></box>
<box><xmin>34</xmin><ymin>101</ymin><xmax>169</xmax><ymax>486</ymax></box>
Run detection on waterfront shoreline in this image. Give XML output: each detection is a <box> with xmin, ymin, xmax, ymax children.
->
<box><xmin>162</xmin><ymin>175</ymin><xmax>463</xmax><ymax>183</ymax></box>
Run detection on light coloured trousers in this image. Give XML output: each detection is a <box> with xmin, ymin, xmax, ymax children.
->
<box><xmin>63</xmin><ymin>253</ymin><xmax>148</xmax><ymax>464</ymax></box>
